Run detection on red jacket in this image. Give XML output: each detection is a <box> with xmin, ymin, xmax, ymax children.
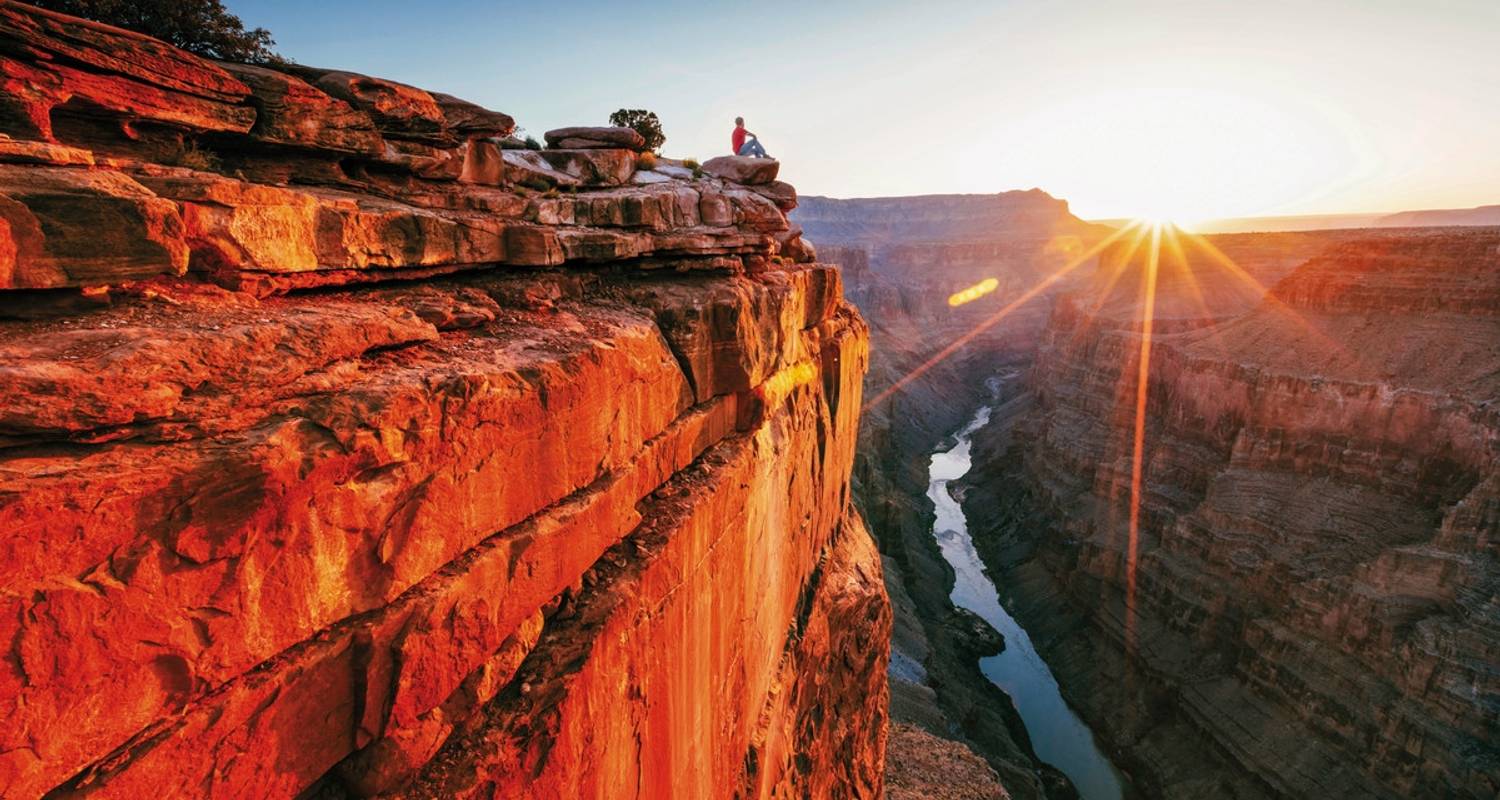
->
<box><xmin>732</xmin><ymin>126</ymin><xmax>747</xmax><ymax>154</ymax></box>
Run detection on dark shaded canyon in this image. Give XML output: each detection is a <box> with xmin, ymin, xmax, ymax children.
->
<box><xmin>796</xmin><ymin>192</ymin><xmax>1500</xmax><ymax>799</ymax></box>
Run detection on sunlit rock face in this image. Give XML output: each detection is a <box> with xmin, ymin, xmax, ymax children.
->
<box><xmin>959</xmin><ymin>225</ymin><xmax>1500</xmax><ymax>799</ymax></box>
<box><xmin>0</xmin><ymin>3</ymin><xmax>886</xmax><ymax>798</ymax></box>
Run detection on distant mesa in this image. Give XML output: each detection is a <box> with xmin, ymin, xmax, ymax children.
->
<box><xmin>1373</xmin><ymin>204</ymin><xmax>1500</xmax><ymax>228</ymax></box>
<box><xmin>793</xmin><ymin>189</ymin><xmax>1109</xmax><ymax>246</ymax></box>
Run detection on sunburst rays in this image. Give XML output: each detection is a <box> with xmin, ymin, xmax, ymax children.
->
<box><xmin>859</xmin><ymin>215</ymin><xmax>1319</xmax><ymax>665</ymax></box>
<box><xmin>1123</xmin><ymin>222</ymin><xmax>1163</xmax><ymax>657</ymax></box>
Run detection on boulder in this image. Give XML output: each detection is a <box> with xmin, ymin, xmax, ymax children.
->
<box><xmin>775</xmin><ymin>226</ymin><xmax>817</xmax><ymax>263</ymax></box>
<box><xmin>752</xmin><ymin>179</ymin><xmax>798</xmax><ymax>211</ymax></box>
<box><xmin>500</xmin><ymin>149</ymin><xmax>581</xmax><ymax>190</ymax></box>
<box><xmin>538</xmin><ymin>148</ymin><xmax>637</xmax><ymax>187</ymax></box>
<box><xmin>702</xmin><ymin>155</ymin><xmax>780</xmax><ymax>185</ymax></box>
<box><xmin>943</xmin><ymin>607</ymin><xmax>1005</xmax><ymax>657</ymax></box>
<box><xmin>544</xmin><ymin>126</ymin><xmax>647</xmax><ymax>152</ymax></box>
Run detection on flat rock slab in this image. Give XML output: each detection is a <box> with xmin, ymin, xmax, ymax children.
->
<box><xmin>702</xmin><ymin>155</ymin><xmax>780</xmax><ymax>185</ymax></box>
<box><xmin>544</xmin><ymin>126</ymin><xmax>647</xmax><ymax>151</ymax></box>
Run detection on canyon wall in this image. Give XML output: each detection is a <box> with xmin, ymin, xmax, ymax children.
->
<box><xmin>794</xmin><ymin>193</ymin><xmax>1113</xmax><ymax>797</ymax></box>
<box><xmin>960</xmin><ymin>226</ymin><xmax>1500</xmax><ymax>798</ymax></box>
<box><xmin>0</xmin><ymin>4</ymin><xmax>888</xmax><ymax>798</ymax></box>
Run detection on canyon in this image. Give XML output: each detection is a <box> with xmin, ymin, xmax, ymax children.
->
<box><xmin>798</xmin><ymin>186</ymin><xmax>1499</xmax><ymax>799</ymax></box>
<box><xmin>0</xmin><ymin>3</ymin><xmax>885</xmax><ymax>798</ymax></box>
<box><xmin>797</xmin><ymin>190</ymin><xmax>1116</xmax><ymax>797</ymax></box>
<box><xmin>958</xmin><ymin>225</ymin><xmax>1500</xmax><ymax>799</ymax></box>
<box><xmin>2</xmin><ymin>4</ymin><xmax>1496</xmax><ymax>799</ymax></box>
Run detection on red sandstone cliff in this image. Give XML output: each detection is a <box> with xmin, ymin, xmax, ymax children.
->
<box><xmin>0</xmin><ymin>3</ymin><xmax>888</xmax><ymax>797</ymax></box>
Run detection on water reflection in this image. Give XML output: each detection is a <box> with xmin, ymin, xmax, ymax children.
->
<box><xmin>927</xmin><ymin>404</ymin><xmax>1127</xmax><ymax>800</ymax></box>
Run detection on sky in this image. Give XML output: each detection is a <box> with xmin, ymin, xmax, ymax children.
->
<box><xmin>235</xmin><ymin>0</ymin><xmax>1500</xmax><ymax>221</ymax></box>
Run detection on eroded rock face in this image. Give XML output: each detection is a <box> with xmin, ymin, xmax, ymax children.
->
<box><xmin>959</xmin><ymin>227</ymin><xmax>1500</xmax><ymax>799</ymax></box>
<box><xmin>0</xmin><ymin>4</ymin><xmax>887</xmax><ymax>798</ymax></box>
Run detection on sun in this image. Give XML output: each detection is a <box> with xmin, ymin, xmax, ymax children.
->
<box><xmin>1132</xmin><ymin>214</ymin><xmax>1197</xmax><ymax>233</ymax></box>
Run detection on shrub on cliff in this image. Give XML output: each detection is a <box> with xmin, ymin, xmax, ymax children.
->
<box><xmin>608</xmin><ymin>108</ymin><xmax>665</xmax><ymax>153</ymax></box>
<box><xmin>29</xmin><ymin>0</ymin><xmax>279</xmax><ymax>63</ymax></box>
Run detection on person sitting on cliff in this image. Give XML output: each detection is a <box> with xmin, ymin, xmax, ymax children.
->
<box><xmin>732</xmin><ymin>117</ymin><xmax>771</xmax><ymax>158</ymax></box>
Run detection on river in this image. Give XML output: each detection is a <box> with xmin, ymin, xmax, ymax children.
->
<box><xmin>927</xmin><ymin>402</ymin><xmax>1127</xmax><ymax>800</ymax></box>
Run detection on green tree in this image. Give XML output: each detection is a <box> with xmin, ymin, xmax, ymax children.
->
<box><xmin>608</xmin><ymin>108</ymin><xmax>665</xmax><ymax>153</ymax></box>
<box><xmin>28</xmin><ymin>0</ymin><xmax>279</xmax><ymax>63</ymax></box>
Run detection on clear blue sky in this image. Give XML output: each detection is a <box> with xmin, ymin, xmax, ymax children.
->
<box><xmin>236</xmin><ymin>0</ymin><xmax>1500</xmax><ymax>220</ymax></box>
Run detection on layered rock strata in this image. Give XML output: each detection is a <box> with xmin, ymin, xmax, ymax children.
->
<box><xmin>794</xmin><ymin>194</ymin><xmax>1115</xmax><ymax>797</ymax></box>
<box><xmin>0</xmin><ymin>4</ymin><xmax>885</xmax><ymax>798</ymax></box>
<box><xmin>960</xmin><ymin>227</ymin><xmax>1500</xmax><ymax>799</ymax></box>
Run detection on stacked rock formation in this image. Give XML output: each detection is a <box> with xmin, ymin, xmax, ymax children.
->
<box><xmin>0</xmin><ymin>3</ymin><xmax>886</xmax><ymax>799</ymax></box>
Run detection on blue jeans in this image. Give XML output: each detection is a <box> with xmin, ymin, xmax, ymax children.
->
<box><xmin>737</xmin><ymin>138</ymin><xmax>768</xmax><ymax>158</ymax></box>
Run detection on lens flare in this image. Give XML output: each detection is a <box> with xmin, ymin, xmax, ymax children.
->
<box><xmin>1124</xmin><ymin>222</ymin><xmax>1163</xmax><ymax>659</ymax></box>
<box><xmin>948</xmin><ymin>278</ymin><xmax>1000</xmax><ymax>307</ymax></box>
<box><xmin>758</xmin><ymin>361</ymin><xmax>818</xmax><ymax>402</ymax></box>
<box><xmin>863</xmin><ymin>221</ymin><xmax>1142</xmax><ymax>412</ymax></box>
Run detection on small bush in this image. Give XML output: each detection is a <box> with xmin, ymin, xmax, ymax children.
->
<box><xmin>637</xmin><ymin>151</ymin><xmax>657</xmax><ymax>171</ymax></box>
<box><xmin>524</xmin><ymin>135</ymin><xmax>541</xmax><ymax>151</ymax></box>
<box><xmin>155</xmin><ymin>139</ymin><xmax>222</xmax><ymax>172</ymax></box>
<box><xmin>608</xmin><ymin>108</ymin><xmax>666</xmax><ymax>153</ymax></box>
<box><xmin>682</xmin><ymin>158</ymin><xmax>700</xmax><ymax>170</ymax></box>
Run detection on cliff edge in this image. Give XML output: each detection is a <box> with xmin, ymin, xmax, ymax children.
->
<box><xmin>0</xmin><ymin>3</ymin><xmax>888</xmax><ymax>798</ymax></box>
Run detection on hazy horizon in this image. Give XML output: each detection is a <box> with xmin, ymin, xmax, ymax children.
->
<box><xmin>237</xmin><ymin>0</ymin><xmax>1499</xmax><ymax>222</ymax></box>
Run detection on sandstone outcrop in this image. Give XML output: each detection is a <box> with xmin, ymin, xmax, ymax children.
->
<box><xmin>0</xmin><ymin>4</ymin><xmax>888</xmax><ymax>798</ymax></box>
<box><xmin>959</xmin><ymin>226</ymin><xmax>1500</xmax><ymax>799</ymax></box>
<box><xmin>543</xmin><ymin>125</ymin><xmax>647</xmax><ymax>151</ymax></box>
<box><xmin>703</xmin><ymin>154</ymin><xmax>780</xmax><ymax>186</ymax></box>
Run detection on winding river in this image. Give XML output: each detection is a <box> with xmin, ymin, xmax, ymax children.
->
<box><xmin>927</xmin><ymin>403</ymin><xmax>1127</xmax><ymax>800</ymax></box>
